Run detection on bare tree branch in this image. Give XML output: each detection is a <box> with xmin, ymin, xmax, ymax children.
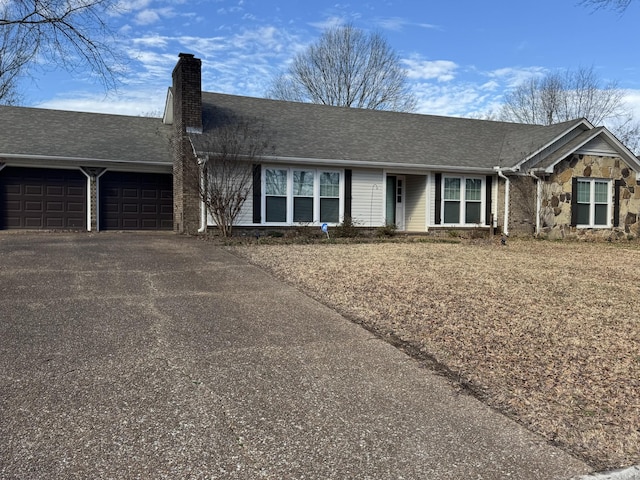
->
<box><xmin>579</xmin><ymin>0</ymin><xmax>633</xmax><ymax>12</ymax></box>
<box><xmin>195</xmin><ymin>115</ymin><xmax>275</xmax><ymax>237</ymax></box>
<box><xmin>267</xmin><ymin>23</ymin><xmax>416</xmax><ymax>112</ymax></box>
<box><xmin>0</xmin><ymin>0</ymin><xmax>123</xmax><ymax>104</ymax></box>
<box><xmin>498</xmin><ymin>66</ymin><xmax>639</xmax><ymax>152</ymax></box>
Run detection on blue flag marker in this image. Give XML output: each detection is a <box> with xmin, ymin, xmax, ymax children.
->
<box><xmin>321</xmin><ymin>223</ymin><xmax>329</xmax><ymax>239</ymax></box>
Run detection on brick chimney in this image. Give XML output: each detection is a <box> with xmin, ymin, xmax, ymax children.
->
<box><xmin>172</xmin><ymin>53</ymin><xmax>202</xmax><ymax>134</ymax></box>
<box><xmin>171</xmin><ymin>53</ymin><xmax>202</xmax><ymax>234</ymax></box>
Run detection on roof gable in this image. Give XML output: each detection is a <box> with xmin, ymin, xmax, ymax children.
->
<box><xmin>530</xmin><ymin>127</ymin><xmax>640</xmax><ymax>173</ymax></box>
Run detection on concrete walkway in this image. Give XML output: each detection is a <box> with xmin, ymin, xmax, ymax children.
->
<box><xmin>0</xmin><ymin>233</ymin><xmax>593</xmax><ymax>479</ymax></box>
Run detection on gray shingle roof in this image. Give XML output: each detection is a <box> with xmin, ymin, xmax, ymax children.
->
<box><xmin>0</xmin><ymin>106</ymin><xmax>172</xmax><ymax>165</ymax></box>
<box><xmin>193</xmin><ymin>92</ymin><xmax>586</xmax><ymax>171</ymax></box>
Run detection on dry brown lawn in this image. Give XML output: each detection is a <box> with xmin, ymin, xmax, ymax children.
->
<box><xmin>231</xmin><ymin>238</ymin><xmax>640</xmax><ymax>470</ymax></box>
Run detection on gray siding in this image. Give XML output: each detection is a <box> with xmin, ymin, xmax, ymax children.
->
<box><xmin>577</xmin><ymin>137</ymin><xmax>619</xmax><ymax>156</ymax></box>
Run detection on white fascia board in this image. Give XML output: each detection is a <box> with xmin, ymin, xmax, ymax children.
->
<box><xmin>493</xmin><ymin>165</ymin><xmax>520</xmax><ymax>174</ymax></box>
<box><xmin>534</xmin><ymin>128</ymin><xmax>640</xmax><ymax>174</ymax></box>
<box><xmin>595</xmin><ymin>129</ymin><xmax>640</xmax><ymax>170</ymax></box>
<box><xmin>0</xmin><ymin>153</ymin><xmax>172</xmax><ymax>170</ymax></box>
<box><xmin>511</xmin><ymin>119</ymin><xmax>593</xmax><ymax>171</ymax></box>
<box><xmin>163</xmin><ymin>88</ymin><xmax>174</xmax><ymax>125</ymax></box>
<box><xmin>255</xmin><ymin>155</ymin><xmax>498</xmax><ymax>174</ymax></box>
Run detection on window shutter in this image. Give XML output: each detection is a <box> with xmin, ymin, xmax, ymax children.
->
<box><xmin>434</xmin><ymin>173</ymin><xmax>442</xmax><ymax>224</ymax></box>
<box><xmin>485</xmin><ymin>175</ymin><xmax>493</xmax><ymax>226</ymax></box>
<box><xmin>570</xmin><ymin>177</ymin><xmax>578</xmax><ymax>227</ymax></box>
<box><xmin>613</xmin><ymin>179</ymin><xmax>622</xmax><ymax>227</ymax></box>
<box><xmin>344</xmin><ymin>169</ymin><xmax>352</xmax><ymax>220</ymax></box>
<box><xmin>252</xmin><ymin>164</ymin><xmax>261</xmax><ymax>224</ymax></box>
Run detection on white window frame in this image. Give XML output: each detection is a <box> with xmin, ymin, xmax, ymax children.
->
<box><xmin>576</xmin><ymin>178</ymin><xmax>611</xmax><ymax>228</ymax></box>
<box><xmin>264</xmin><ymin>168</ymin><xmax>288</xmax><ymax>223</ymax></box>
<box><xmin>293</xmin><ymin>169</ymin><xmax>315</xmax><ymax>223</ymax></box>
<box><xmin>441</xmin><ymin>175</ymin><xmax>485</xmax><ymax>226</ymax></box>
<box><xmin>262</xmin><ymin>167</ymin><xmax>343</xmax><ymax>225</ymax></box>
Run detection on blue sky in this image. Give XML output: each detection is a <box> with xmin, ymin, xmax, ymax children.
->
<box><xmin>24</xmin><ymin>0</ymin><xmax>640</xmax><ymax>121</ymax></box>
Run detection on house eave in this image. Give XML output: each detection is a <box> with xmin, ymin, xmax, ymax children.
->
<box><xmin>194</xmin><ymin>152</ymin><xmax>499</xmax><ymax>174</ymax></box>
<box><xmin>538</xmin><ymin>128</ymin><xmax>640</xmax><ymax>174</ymax></box>
<box><xmin>511</xmin><ymin>118</ymin><xmax>594</xmax><ymax>171</ymax></box>
<box><xmin>0</xmin><ymin>153</ymin><xmax>172</xmax><ymax>171</ymax></box>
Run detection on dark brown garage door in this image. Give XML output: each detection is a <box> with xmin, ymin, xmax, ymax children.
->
<box><xmin>99</xmin><ymin>171</ymin><xmax>172</xmax><ymax>230</ymax></box>
<box><xmin>0</xmin><ymin>167</ymin><xmax>87</xmax><ymax>229</ymax></box>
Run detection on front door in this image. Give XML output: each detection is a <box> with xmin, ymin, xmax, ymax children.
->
<box><xmin>385</xmin><ymin>175</ymin><xmax>405</xmax><ymax>230</ymax></box>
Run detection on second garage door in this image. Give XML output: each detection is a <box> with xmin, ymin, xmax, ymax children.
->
<box><xmin>99</xmin><ymin>171</ymin><xmax>173</xmax><ymax>230</ymax></box>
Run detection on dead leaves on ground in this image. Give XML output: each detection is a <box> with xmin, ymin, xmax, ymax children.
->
<box><xmin>234</xmin><ymin>240</ymin><xmax>640</xmax><ymax>469</ymax></box>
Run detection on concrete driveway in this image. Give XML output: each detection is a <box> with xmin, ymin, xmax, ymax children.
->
<box><xmin>0</xmin><ymin>233</ymin><xmax>591</xmax><ymax>479</ymax></box>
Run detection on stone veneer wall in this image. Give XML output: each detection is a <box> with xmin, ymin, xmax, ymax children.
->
<box><xmin>540</xmin><ymin>154</ymin><xmax>640</xmax><ymax>239</ymax></box>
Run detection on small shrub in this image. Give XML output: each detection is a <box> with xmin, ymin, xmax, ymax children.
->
<box><xmin>376</xmin><ymin>223</ymin><xmax>397</xmax><ymax>238</ymax></box>
<box><xmin>335</xmin><ymin>216</ymin><xmax>361</xmax><ymax>238</ymax></box>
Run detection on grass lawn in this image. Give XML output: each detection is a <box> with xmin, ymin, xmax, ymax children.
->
<box><xmin>233</xmin><ymin>238</ymin><xmax>640</xmax><ymax>470</ymax></box>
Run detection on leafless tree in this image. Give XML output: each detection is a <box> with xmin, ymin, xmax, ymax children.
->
<box><xmin>499</xmin><ymin>66</ymin><xmax>640</xmax><ymax>152</ymax></box>
<box><xmin>197</xmin><ymin>116</ymin><xmax>274</xmax><ymax>237</ymax></box>
<box><xmin>0</xmin><ymin>0</ymin><xmax>122</xmax><ymax>104</ymax></box>
<box><xmin>580</xmin><ymin>0</ymin><xmax>633</xmax><ymax>12</ymax></box>
<box><xmin>268</xmin><ymin>23</ymin><xmax>416</xmax><ymax>112</ymax></box>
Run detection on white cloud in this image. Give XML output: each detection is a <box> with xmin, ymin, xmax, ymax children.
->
<box><xmin>375</xmin><ymin>17</ymin><xmax>408</xmax><ymax>31</ymax></box>
<box><xmin>411</xmin><ymin>81</ymin><xmax>500</xmax><ymax>118</ymax></box>
<box><xmin>403</xmin><ymin>58</ymin><xmax>458</xmax><ymax>82</ymax></box>
<box><xmin>374</xmin><ymin>17</ymin><xmax>440</xmax><ymax>31</ymax></box>
<box><xmin>131</xmin><ymin>35</ymin><xmax>170</xmax><ymax>49</ymax></box>
<box><xmin>109</xmin><ymin>25</ymin><xmax>305</xmax><ymax>103</ymax></box>
<box><xmin>135</xmin><ymin>7</ymin><xmax>177</xmax><ymax>25</ymax></box>
<box><xmin>35</xmin><ymin>89</ymin><xmax>168</xmax><ymax>117</ymax></box>
<box><xmin>488</xmin><ymin>66</ymin><xmax>547</xmax><ymax>88</ymax></box>
<box><xmin>113</xmin><ymin>0</ymin><xmax>152</xmax><ymax>14</ymax></box>
<box><xmin>622</xmin><ymin>89</ymin><xmax>640</xmax><ymax>122</ymax></box>
<box><xmin>135</xmin><ymin>9</ymin><xmax>161</xmax><ymax>25</ymax></box>
<box><xmin>418</xmin><ymin>23</ymin><xmax>440</xmax><ymax>30</ymax></box>
<box><xmin>308</xmin><ymin>16</ymin><xmax>346</xmax><ymax>31</ymax></box>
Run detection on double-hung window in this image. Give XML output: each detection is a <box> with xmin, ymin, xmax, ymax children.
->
<box><xmin>293</xmin><ymin>170</ymin><xmax>314</xmax><ymax>222</ymax></box>
<box><xmin>443</xmin><ymin>177</ymin><xmax>461</xmax><ymax>224</ymax></box>
<box><xmin>576</xmin><ymin>178</ymin><xmax>610</xmax><ymax>227</ymax></box>
<box><xmin>320</xmin><ymin>172</ymin><xmax>340</xmax><ymax>223</ymax></box>
<box><xmin>465</xmin><ymin>178</ymin><xmax>482</xmax><ymax>223</ymax></box>
<box><xmin>265</xmin><ymin>168</ymin><xmax>287</xmax><ymax>222</ymax></box>
<box><xmin>442</xmin><ymin>176</ymin><xmax>483</xmax><ymax>225</ymax></box>
<box><xmin>263</xmin><ymin>168</ymin><xmax>342</xmax><ymax>224</ymax></box>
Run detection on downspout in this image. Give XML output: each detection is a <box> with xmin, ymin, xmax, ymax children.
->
<box><xmin>495</xmin><ymin>167</ymin><xmax>510</xmax><ymax>236</ymax></box>
<box><xmin>197</xmin><ymin>157</ymin><xmax>207</xmax><ymax>233</ymax></box>
<box><xmin>529</xmin><ymin>171</ymin><xmax>541</xmax><ymax>236</ymax></box>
